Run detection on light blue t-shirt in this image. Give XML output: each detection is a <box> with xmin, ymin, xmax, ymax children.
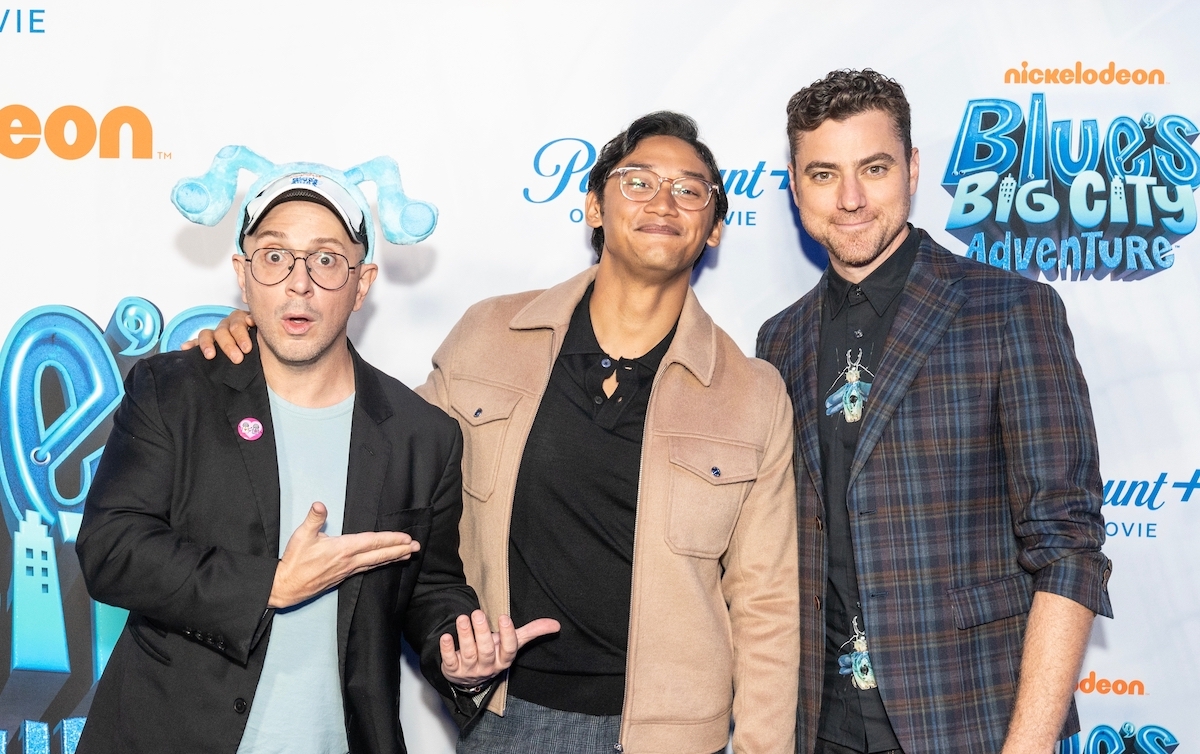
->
<box><xmin>237</xmin><ymin>388</ymin><xmax>355</xmax><ymax>754</ymax></box>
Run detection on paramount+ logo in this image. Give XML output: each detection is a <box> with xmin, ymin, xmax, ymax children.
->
<box><xmin>0</xmin><ymin>104</ymin><xmax>152</xmax><ymax>159</ymax></box>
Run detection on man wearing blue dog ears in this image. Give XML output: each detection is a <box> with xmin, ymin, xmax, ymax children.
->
<box><xmin>76</xmin><ymin>150</ymin><xmax>556</xmax><ymax>754</ymax></box>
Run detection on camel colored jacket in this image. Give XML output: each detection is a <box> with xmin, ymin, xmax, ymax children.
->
<box><xmin>417</xmin><ymin>267</ymin><xmax>799</xmax><ymax>754</ymax></box>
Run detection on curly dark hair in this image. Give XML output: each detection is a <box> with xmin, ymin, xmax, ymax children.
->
<box><xmin>786</xmin><ymin>69</ymin><xmax>911</xmax><ymax>163</ymax></box>
<box><xmin>586</xmin><ymin>111</ymin><xmax>727</xmax><ymax>256</ymax></box>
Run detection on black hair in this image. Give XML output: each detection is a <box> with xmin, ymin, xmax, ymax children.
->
<box><xmin>586</xmin><ymin>111</ymin><xmax>727</xmax><ymax>256</ymax></box>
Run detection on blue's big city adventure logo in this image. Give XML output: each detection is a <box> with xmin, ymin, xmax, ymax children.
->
<box><xmin>0</xmin><ymin>299</ymin><xmax>230</xmax><ymax>751</ymax></box>
<box><xmin>1060</xmin><ymin>723</ymin><xmax>1179</xmax><ymax>754</ymax></box>
<box><xmin>943</xmin><ymin>92</ymin><xmax>1198</xmax><ymax>279</ymax></box>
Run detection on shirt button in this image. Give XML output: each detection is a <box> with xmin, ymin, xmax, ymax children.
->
<box><xmin>711</xmin><ymin>467</ymin><xmax>721</xmax><ymax>477</ymax></box>
<box><xmin>814</xmin><ymin>595</ymin><xmax>822</xmax><ymax>610</ymax></box>
<box><xmin>593</xmin><ymin>395</ymin><xmax>603</xmax><ymax>405</ymax></box>
<box><xmin>601</xmin><ymin>358</ymin><xmax>612</xmax><ymax>368</ymax></box>
<box><xmin>815</xmin><ymin>516</ymin><xmax>823</xmax><ymax>531</ymax></box>
<box><xmin>473</xmin><ymin>408</ymin><xmax>483</xmax><ymax>418</ymax></box>
<box><xmin>853</xmin><ymin>329</ymin><xmax>864</xmax><ymax>339</ymax></box>
<box><xmin>234</xmin><ymin>698</ymin><xmax>248</xmax><ymax>714</ymax></box>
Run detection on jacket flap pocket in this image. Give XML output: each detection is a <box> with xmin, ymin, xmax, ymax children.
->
<box><xmin>128</xmin><ymin>615</ymin><xmax>172</xmax><ymax>666</ymax></box>
<box><xmin>665</xmin><ymin>436</ymin><xmax>760</xmax><ymax>558</ymax></box>
<box><xmin>948</xmin><ymin>572</ymin><xmax>1034</xmax><ymax>630</ymax></box>
<box><xmin>668</xmin><ymin>436</ymin><xmax>759</xmax><ymax>485</ymax></box>
<box><xmin>450</xmin><ymin>378</ymin><xmax>522</xmax><ymax>427</ymax></box>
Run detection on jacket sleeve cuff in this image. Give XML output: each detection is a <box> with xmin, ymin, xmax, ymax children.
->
<box><xmin>450</xmin><ymin>676</ymin><xmax>499</xmax><ymax>718</ymax></box>
<box><xmin>437</xmin><ymin>672</ymin><xmax>501</xmax><ymax>731</ymax></box>
<box><xmin>1033</xmin><ymin>551</ymin><xmax>1113</xmax><ymax>618</ymax></box>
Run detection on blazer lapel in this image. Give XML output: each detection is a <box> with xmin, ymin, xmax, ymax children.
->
<box><xmin>337</xmin><ymin>344</ymin><xmax>393</xmax><ymax>677</ymax></box>
<box><xmin>848</xmin><ymin>234</ymin><xmax>967</xmax><ymax>488</ymax></box>
<box><xmin>218</xmin><ymin>343</ymin><xmax>281</xmax><ymax>554</ymax></box>
<box><xmin>791</xmin><ymin>284</ymin><xmax>826</xmax><ymax>507</ymax></box>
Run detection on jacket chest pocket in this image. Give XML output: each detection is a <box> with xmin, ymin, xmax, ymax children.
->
<box><xmin>450</xmin><ymin>377</ymin><xmax>523</xmax><ymax>502</ymax></box>
<box><xmin>665</xmin><ymin>436</ymin><xmax>760</xmax><ymax>558</ymax></box>
<box><xmin>379</xmin><ymin>507</ymin><xmax>432</xmax><ymax>536</ymax></box>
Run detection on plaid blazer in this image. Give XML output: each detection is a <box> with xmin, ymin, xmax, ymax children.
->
<box><xmin>757</xmin><ymin>230</ymin><xmax>1112</xmax><ymax>754</ymax></box>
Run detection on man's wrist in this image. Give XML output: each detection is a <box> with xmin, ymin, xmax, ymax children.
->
<box><xmin>451</xmin><ymin>678</ymin><xmax>492</xmax><ymax>694</ymax></box>
<box><xmin>448</xmin><ymin>676</ymin><xmax>496</xmax><ymax>717</ymax></box>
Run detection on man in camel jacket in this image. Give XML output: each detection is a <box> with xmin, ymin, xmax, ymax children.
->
<box><xmin>415</xmin><ymin>114</ymin><xmax>798</xmax><ymax>754</ymax></box>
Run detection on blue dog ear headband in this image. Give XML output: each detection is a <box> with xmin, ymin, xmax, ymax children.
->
<box><xmin>170</xmin><ymin>145</ymin><xmax>438</xmax><ymax>262</ymax></box>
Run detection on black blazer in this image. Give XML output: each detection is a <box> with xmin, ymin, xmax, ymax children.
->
<box><xmin>76</xmin><ymin>339</ymin><xmax>479</xmax><ymax>754</ymax></box>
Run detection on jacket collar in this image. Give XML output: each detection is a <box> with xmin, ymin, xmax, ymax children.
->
<box><xmin>210</xmin><ymin>331</ymin><xmax>393</xmax><ymax>665</ymax></box>
<box><xmin>209</xmin><ymin>337</ymin><xmax>281</xmax><ymax>556</ymax></box>
<box><xmin>846</xmin><ymin>228</ymin><xmax>968</xmax><ymax>487</ymax></box>
<box><xmin>348</xmin><ymin>340</ymin><xmax>392</xmax><ymax>426</ymax></box>
<box><xmin>787</xmin><ymin>283</ymin><xmax>826</xmax><ymax>508</ymax></box>
<box><xmin>507</xmin><ymin>265</ymin><xmax>717</xmax><ymax>387</ymax></box>
<box><xmin>210</xmin><ymin>332</ymin><xmax>264</xmax><ymax>392</ymax></box>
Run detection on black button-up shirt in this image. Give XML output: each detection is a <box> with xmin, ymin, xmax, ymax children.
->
<box><xmin>507</xmin><ymin>285</ymin><xmax>675</xmax><ymax>715</ymax></box>
<box><xmin>816</xmin><ymin>227</ymin><xmax>918</xmax><ymax>752</ymax></box>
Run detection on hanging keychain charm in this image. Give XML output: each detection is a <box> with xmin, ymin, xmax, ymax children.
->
<box><xmin>825</xmin><ymin>349</ymin><xmax>875</xmax><ymax>423</ymax></box>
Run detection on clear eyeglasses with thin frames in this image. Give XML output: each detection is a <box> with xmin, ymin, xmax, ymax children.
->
<box><xmin>606</xmin><ymin>167</ymin><xmax>720</xmax><ymax>211</ymax></box>
<box><xmin>246</xmin><ymin>248</ymin><xmax>358</xmax><ymax>291</ymax></box>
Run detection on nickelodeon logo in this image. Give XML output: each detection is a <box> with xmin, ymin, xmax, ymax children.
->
<box><xmin>0</xmin><ymin>105</ymin><xmax>151</xmax><ymax>159</ymax></box>
<box><xmin>1077</xmin><ymin>670</ymin><xmax>1145</xmax><ymax>695</ymax></box>
<box><xmin>1005</xmin><ymin>61</ymin><xmax>1165</xmax><ymax>86</ymax></box>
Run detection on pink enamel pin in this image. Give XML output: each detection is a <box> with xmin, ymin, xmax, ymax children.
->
<box><xmin>237</xmin><ymin>418</ymin><xmax>264</xmax><ymax>441</ymax></box>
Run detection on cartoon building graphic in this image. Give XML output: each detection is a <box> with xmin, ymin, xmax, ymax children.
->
<box><xmin>14</xmin><ymin>720</ymin><xmax>48</xmax><ymax>754</ymax></box>
<box><xmin>10</xmin><ymin>510</ymin><xmax>70</xmax><ymax>672</ymax></box>
<box><xmin>0</xmin><ymin>511</ymin><xmax>71</xmax><ymax>731</ymax></box>
<box><xmin>56</xmin><ymin>717</ymin><xmax>85</xmax><ymax>754</ymax></box>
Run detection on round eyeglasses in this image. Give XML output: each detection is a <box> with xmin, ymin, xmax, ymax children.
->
<box><xmin>606</xmin><ymin>167</ymin><xmax>721</xmax><ymax>211</ymax></box>
<box><xmin>246</xmin><ymin>248</ymin><xmax>358</xmax><ymax>291</ymax></box>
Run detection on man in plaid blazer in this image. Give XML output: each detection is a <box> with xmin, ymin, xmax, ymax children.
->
<box><xmin>757</xmin><ymin>70</ymin><xmax>1112</xmax><ymax>754</ymax></box>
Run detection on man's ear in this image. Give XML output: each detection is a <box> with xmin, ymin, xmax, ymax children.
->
<box><xmin>232</xmin><ymin>254</ymin><xmax>249</xmax><ymax>304</ymax></box>
<box><xmin>908</xmin><ymin>147</ymin><xmax>920</xmax><ymax>196</ymax></box>
<box><xmin>705</xmin><ymin>216</ymin><xmax>723</xmax><ymax>248</ymax></box>
<box><xmin>584</xmin><ymin>191</ymin><xmax>604</xmax><ymax>229</ymax></box>
<box><xmin>787</xmin><ymin>162</ymin><xmax>801</xmax><ymax>208</ymax></box>
<box><xmin>352</xmin><ymin>264</ymin><xmax>378</xmax><ymax>313</ymax></box>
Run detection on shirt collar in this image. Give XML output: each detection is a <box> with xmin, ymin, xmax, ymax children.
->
<box><xmin>560</xmin><ymin>284</ymin><xmax>676</xmax><ymax>371</ymax></box>
<box><xmin>825</xmin><ymin>224</ymin><xmax>919</xmax><ymax>319</ymax></box>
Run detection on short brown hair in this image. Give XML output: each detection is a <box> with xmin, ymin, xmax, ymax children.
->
<box><xmin>786</xmin><ymin>69</ymin><xmax>911</xmax><ymax>162</ymax></box>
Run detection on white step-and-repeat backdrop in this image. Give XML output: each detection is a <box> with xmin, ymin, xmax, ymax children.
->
<box><xmin>2</xmin><ymin>1</ymin><xmax>1196</xmax><ymax>752</ymax></box>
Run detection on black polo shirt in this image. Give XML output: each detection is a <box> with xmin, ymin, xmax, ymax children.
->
<box><xmin>816</xmin><ymin>227</ymin><xmax>918</xmax><ymax>752</ymax></box>
<box><xmin>507</xmin><ymin>285</ymin><xmax>675</xmax><ymax>716</ymax></box>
